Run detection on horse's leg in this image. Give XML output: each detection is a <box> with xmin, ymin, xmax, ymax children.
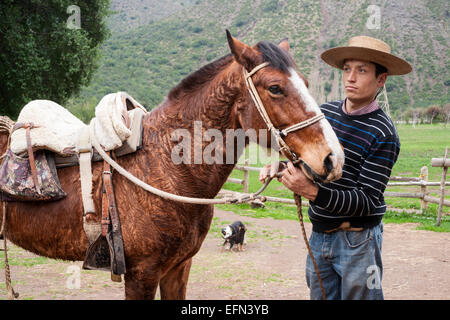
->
<box><xmin>159</xmin><ymin>258</ymin><xmax>192</xmax><ymax>300</ymax></box>
<box><xmin>124</xmin><ymin>258</ymin><xmax>161</xmax><ymax>300</ymax></box>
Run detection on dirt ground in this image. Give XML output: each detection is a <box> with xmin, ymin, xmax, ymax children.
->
<box><xmin>0</xmin><ymin>208</ymin><xmax>449</xmax><ymax>300</ymax></box>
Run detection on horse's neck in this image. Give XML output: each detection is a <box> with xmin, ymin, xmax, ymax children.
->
<box><xmin>145</xmin><ymin>63</ymin><xmax>245</xmax><ymax>196</ymax></box>
<box><xmin>158</xmin><ymin>60</ymin><xmax>243</xmax><ymax>140</ymax></box>
<box><xmin>173</xmin><ymin>65</ymin><xmax>241</xmax><ymax>129</ymax></box>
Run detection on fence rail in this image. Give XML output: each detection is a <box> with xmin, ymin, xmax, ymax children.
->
<box><xmin>223</xmin><ymin>148</ymin><xmax>449</xmax><ymax>225</ymax></box>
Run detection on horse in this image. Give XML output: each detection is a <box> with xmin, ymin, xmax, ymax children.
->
<box><xmin>0</xmin><ymin>31</ymin><xmax>344</xmax><ymax>299</ymax></box>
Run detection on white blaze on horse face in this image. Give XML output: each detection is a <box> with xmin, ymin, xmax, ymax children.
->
<box><xmin>288</xmin><ymin>68</ymin><xmax>345</xmax><ymax>177</ymax></box>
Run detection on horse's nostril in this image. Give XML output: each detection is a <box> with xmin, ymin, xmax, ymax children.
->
<box><xmin>324</xmin><ymin>152</ymin><xmax>334</xmax><ymax>175</ymax></box>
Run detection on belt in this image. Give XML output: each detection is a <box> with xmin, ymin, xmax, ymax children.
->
<box><xmin>324</xmin><ymin>221</ymin><xmax>364</xmax><ymax>234</ymax></box>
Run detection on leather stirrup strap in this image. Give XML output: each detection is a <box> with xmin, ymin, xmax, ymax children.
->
<box><xmin>101</xmin><ymin>159</ymin><xmax>111</xmax><ymax>236</ymax></box>
<box><xmin>25</xmin><ymin>126</ymin><xmax>40</xmax><ymax>194</ymax></box>
<box><xmin>11</xmin><ymin>122</ymin><xmax>41</xmax><ymax>194</ymax></box>
<box><xmin>14</xmin><ymin>123</ymin><xmax>41</xmax><ymax>195</ymax></box>
<box><xmin>101</xmin><ymin>155</ymin><xmax>126</xmax><ymax>280</ymax></box>
<box><xmin>102</xmin><ymin>160</ymin><xmax>120</xmax><ymax>234</ymax></box>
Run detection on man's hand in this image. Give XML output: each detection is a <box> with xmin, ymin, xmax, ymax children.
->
<box><xmin>277</xmin><ymin>162</ymin><xmax>319</xmax><ymax>202</ymax></box>
<box><xmin>259</xmin><ymin>161</ymin><xmax>286</xmax><ymax>183</ymax></box>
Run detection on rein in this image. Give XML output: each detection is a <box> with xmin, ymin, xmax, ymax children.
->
<box><xmin>294</xmin><ymin>194</ymin><xmax>327</xmax><ymax>300</ymax></box>
<box><xmin>1</xmin><ymin>202</ymin><xmax>19</xmax><ymax>300</ymax></box>
<box><xmin>90</xmin><ymin>124</ymin><xmax>264</xmax><ymax>205</ymax></box>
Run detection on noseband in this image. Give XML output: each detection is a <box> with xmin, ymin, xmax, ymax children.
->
<box><xmin>243</xmin><ymin>62</ymin><xmax>325</xmax><ymax>161</ymax></box>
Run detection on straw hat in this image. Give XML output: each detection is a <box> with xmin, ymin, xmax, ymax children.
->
<box><xmin>321</xmin><ymin>36</ymin><xmax>412</xmax><ymax>75</ymax></box>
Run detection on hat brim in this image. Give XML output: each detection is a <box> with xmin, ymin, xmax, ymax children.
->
<box><xmin>321</xmin><ymin>46</ymin><xmax>412</xmax><ymax>75</ymax></box>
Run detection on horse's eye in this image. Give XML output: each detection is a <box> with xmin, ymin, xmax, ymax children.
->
<box><xmin>268</xmin><ymin>85</ymin><xmax>283</xmax><ymax>95</ymax></box>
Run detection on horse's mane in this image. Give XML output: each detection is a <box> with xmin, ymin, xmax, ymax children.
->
<box><xmin>167</xmin><ymin>40</ymin><xmax>295</xmax><ymax>101</ymax></box>
<box><xmin>256</xmin><ymin>41</ymin><xmax>296</xmax><ymax>72</ymax></box>
<box><xmin>167</xmin><ymin>54</ymin><xmax>233</xmax><ymax>101</ymax></box>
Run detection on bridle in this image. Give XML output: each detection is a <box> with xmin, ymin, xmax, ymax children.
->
<box><xmin>243</xmin><ymin>62</ymin><xmax>325</xmax><ymax>162</ymax></box>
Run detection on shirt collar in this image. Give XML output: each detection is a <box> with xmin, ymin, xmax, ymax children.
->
<box><xmin>342</xmin><ymin>98</ymin><xmax>380</xmax><ymax>116</ymax></box>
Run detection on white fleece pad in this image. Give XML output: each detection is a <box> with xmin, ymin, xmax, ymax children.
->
<box><xmin>89</xmin><ymin>92</ymin><xmax>146</xmax><ymax>151</ymax></box>
<box><xmin>10</xmin><ymin>100</ymin><xmax>88</xmax><ymax>156</ymax></box>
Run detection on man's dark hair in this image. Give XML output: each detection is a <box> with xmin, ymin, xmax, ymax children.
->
<box><xmin>342</xmin><ymin>59</ymin><xmax>388</xmax><ymax>78</ymax></box>
<box><xmin>374</xmin><ymin>62</ymin><xmax>388</xmax><ymax>99</ymax></box>
<box><xmin>374</xmin><ymin>62</ymin><xmax>388</xmax><ymax>77</ymax></box>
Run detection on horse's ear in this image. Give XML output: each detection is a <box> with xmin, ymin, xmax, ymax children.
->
<box><xmin>279</xmin><ymin>38</ymin><xmax>290</xmax><ymax>52</ymax></box>
<box><xmin>226</xmin><ymin>29</ymin><xmax>259</xmax><ymax>71</ymax></box>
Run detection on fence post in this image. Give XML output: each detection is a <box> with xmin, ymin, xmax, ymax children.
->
<box><xmin>420</xmin><ymin>166</ymin><xmax>428</xmax><ymax>211</ymax></box>
<box><xmin>243</xmin><ymin>159</ymin><xmax>249</xmax><ymax>194</ymax></box>
<box><xmin>437</xmin><ymin>147</ymin><xmax>449</xmax><ymax>226</ymax></box>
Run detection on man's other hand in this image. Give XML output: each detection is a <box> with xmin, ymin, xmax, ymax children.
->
<box><xmin>259</xmin><ymin>161</ymin><xmax>286</xmax><ymax>183</ymax></box>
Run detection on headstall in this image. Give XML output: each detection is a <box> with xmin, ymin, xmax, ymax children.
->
<box><xmin>243</xmin><ymin>62</ymin><xmax>325</xmax><ymax>161</ymax></box>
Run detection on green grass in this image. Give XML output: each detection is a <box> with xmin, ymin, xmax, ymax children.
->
<box><xmin>383</xmin><ymin>210</ymin><xmax>450</xmax><ymax>232</ymax></box>
<box><xmin>0</xmin><ymin>246</ymin><xmax>54</xmax><ymax>269</ymax></box>
<box><xmin>217</xmin><ymin>123</ymin><xmax>450</xmax><ymax>232</ymax></box>
<box><xmin>393</xmin><ymin>124</ymin><xmax>450</xmax><ymax>180</ymax></box>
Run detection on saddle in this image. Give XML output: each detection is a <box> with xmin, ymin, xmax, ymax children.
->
<box><xmin>0</xmin><ymin>92</ymin><xmax>147</xmax><ymax>281</ymax></box>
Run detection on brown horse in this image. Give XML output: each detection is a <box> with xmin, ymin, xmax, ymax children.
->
<box><xmin>0</xmin><ymin>32</ymin><xmax>344</xmax><ymax>299</ymax></box>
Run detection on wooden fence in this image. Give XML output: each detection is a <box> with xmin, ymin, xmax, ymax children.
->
<box><xmin>223</xmin><ymin>148</ymin><xmax>449</xmax><ymax>225</ymax></box>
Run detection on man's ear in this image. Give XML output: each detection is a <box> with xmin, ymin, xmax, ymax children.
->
<box><xmin>279</xmin><ymin>38</ymin><xmax>290</xmax><ymax>52</ymax></box>
<box><xmin>377</xmin><ymin>73</ymin><xmax>388</xmax><ymax>88</ymax></box>
<box><xmin>226</xmin><ymin>29</ymin><xmax>259</xmax><ymax>71</ymax></box>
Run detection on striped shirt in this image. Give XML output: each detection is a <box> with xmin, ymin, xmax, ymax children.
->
<box><xmin>309</xmin><ymin>100</ymin><xmax>400</xmax><ymax>232</ymax></box>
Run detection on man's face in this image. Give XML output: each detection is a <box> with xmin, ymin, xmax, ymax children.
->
<box><xmin>342</xmin><ymin>59</ymin><xmax>387</xmax><ymax>104</ymax></box>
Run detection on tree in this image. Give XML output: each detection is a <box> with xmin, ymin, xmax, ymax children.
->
<box><xmin>442</xmin><ymin>104</ymin><xmax>450</xmax><ymax>127</ymax></box>
<box><xmin>425</xmin><ymin>105</ymin><xmax>441</xmax><ymax>124</ymax></box>
<box><xmin>0</xmin><ymin>0</ymin><xmax>110</xmax><ymax>119</ymax></box>
<box><xmin>405</xmin><ymin>108</ymin><xmax>424</xmax><ymax>127</ymax></box>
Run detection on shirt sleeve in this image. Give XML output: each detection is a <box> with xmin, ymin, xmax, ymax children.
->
<box><xmin>312</xmin><ymin>134</ymin><xmax>400</xmax><ymax>216</ymax></box>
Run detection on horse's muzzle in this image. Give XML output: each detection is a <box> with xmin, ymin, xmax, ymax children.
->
<box><xmin>297</xmin><ymin>152</ymin><xmax>340</xmax><ymax>184</ymax></box>
<box><xmin>297</xmin><ymin>160</ymin><xmax>328</xmax><ymax>184</ymax></box>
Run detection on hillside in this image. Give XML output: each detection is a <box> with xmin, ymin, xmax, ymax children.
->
<box><xmin>77</xmin><ymin>0</ymin><xmax>449</xmax><ymax>114</ymax></box>
<box><xmin>107</xmin><ymin>0</ymin><xmax>195</xmax><ymax>33</ymax></box>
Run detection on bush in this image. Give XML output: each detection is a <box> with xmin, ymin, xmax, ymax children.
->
<box><xmin>192</xmin><ymin>39</ymin><xmax>209</xmax><ymax>48</ymax></box>
<box><xmin>324</xmin><ymin>82</ymin><xmax>332</xmax><ymax>94</ymax></box>
<box><xmin>262</xmin><ymin>0</ymin><xmax>279</xmax><ymax>12</ymax></box>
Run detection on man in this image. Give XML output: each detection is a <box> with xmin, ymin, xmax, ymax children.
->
<box><xmin>259</xmin><ymin>36</ymin><xmax>412</xmax><ymax>299</ymax></box>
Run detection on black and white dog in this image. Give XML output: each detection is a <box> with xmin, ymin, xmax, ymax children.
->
<box><xmin>221</xmin><ymin>221</ymin><xmax>247</xmax><ymax>251</ymax></box>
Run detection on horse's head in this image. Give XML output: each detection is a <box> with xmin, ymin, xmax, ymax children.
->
<box><xmin>226</xmin><ymin>31</ymin><xmax>344</xmax><ymax>183</ymax></box>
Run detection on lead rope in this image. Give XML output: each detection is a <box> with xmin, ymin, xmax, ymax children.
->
<box><xmin>90</xmin><ymin>123</ymin><xmax>271</xmax><ymax>205</ymax></box>
<box><xmin>1</xmin><ymin>202</ymin><xmax>19</xmax><ymax>300</ymax></box>
<box><xmin>293</xmin><ymin>193</ymin><xmax>326</xmax><ymax>300</ymax></box>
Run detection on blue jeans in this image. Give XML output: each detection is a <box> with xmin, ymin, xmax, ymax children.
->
<box><xmin>305</xmin><ymin>223</ymin><xmax>384</xmax><ymax>300</ymax></box>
